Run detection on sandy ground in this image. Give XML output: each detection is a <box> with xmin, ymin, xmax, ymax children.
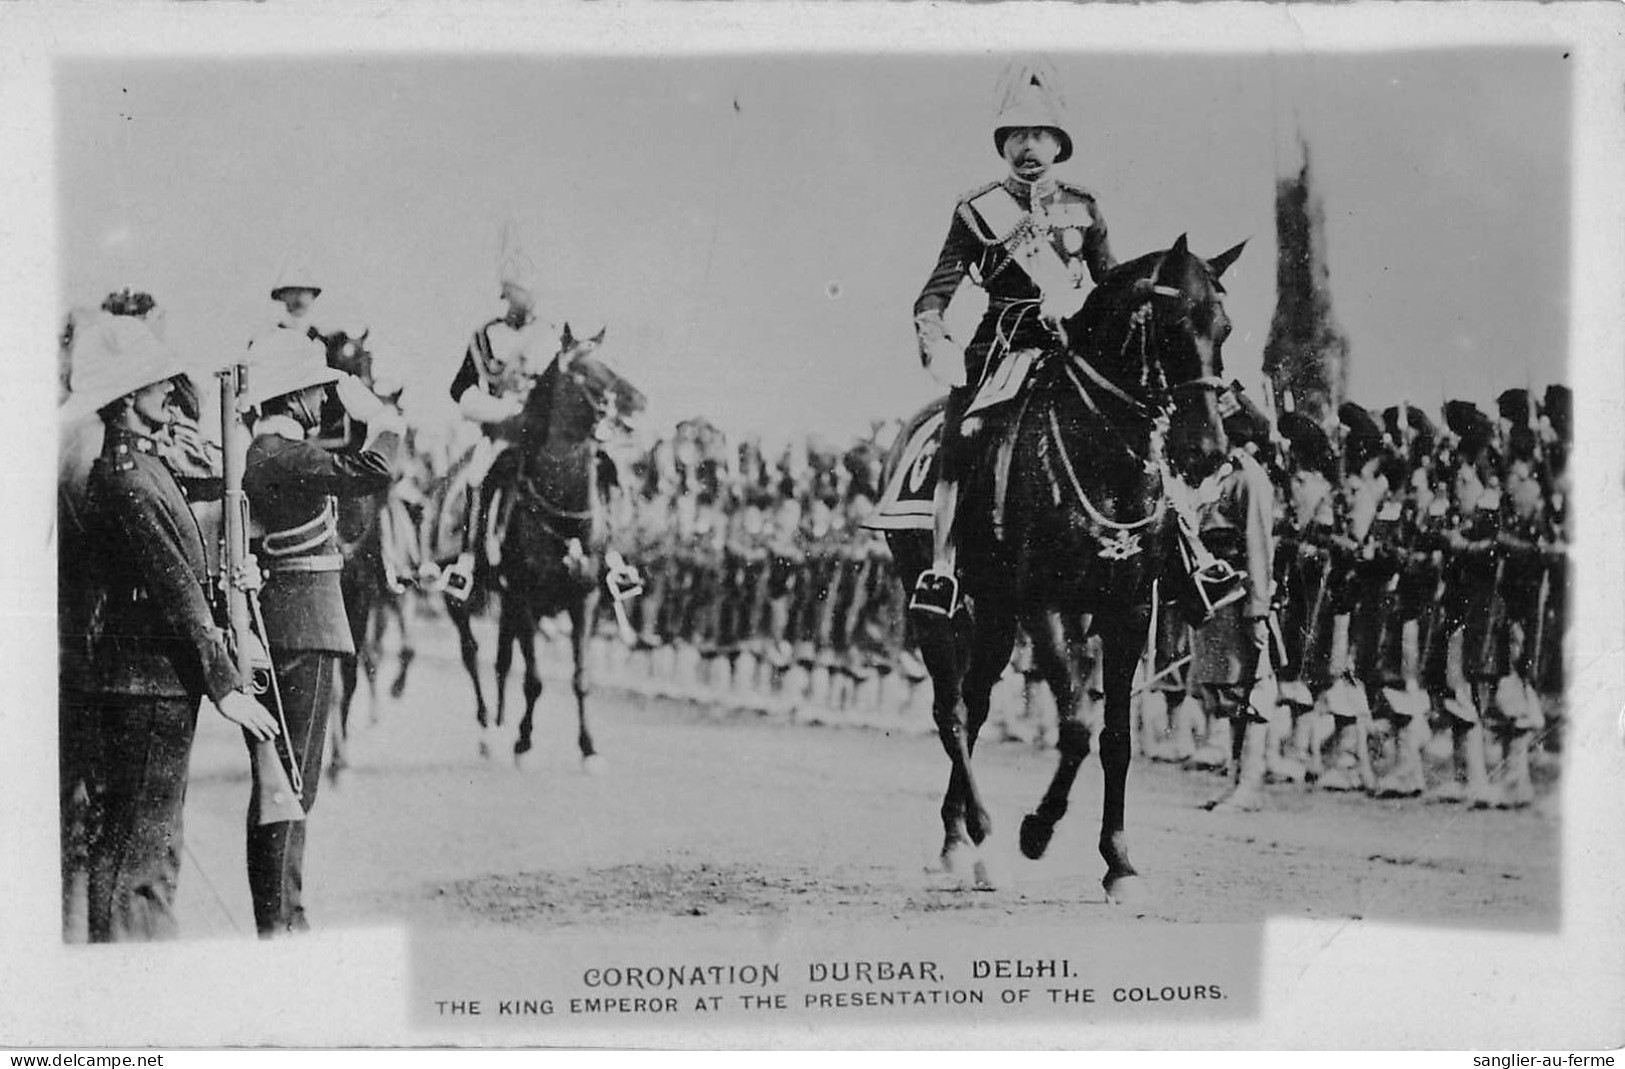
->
<box><xmin>171</xmin><ymin>615</ymin><xmax>1559</xmax><ymax>943</ymax></box>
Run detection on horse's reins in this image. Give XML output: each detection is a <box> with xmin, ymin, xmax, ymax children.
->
<box><xmin>1039</xmin><ymin>256</ymin><xmax>1222</xmax><ymax>532</ymax></box>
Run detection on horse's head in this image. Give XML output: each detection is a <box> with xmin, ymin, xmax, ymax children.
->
<box><xmin>523</xmin><ymin>323</ymin><xmax>648</xmax><ymax>449</ymax></box>
<box><xmin>1071</xmin><ymin>233</ymin><xmax>1244</xmax><ymax>479</ymax></box>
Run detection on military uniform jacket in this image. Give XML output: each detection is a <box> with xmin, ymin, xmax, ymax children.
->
<box><xmin>449</xmin><ymin>317</ymin><xmax>557</xmax><ymax>406</ymax></box>
<box><xmin>81</xmin><ymin>427</ymin><xmax>241</xmax><ymax>702</ymax></box>
<box><xmin>915</xmin><ymin>176</ymin><xmax>1116</xmax><ymax>379</ymax></box>
<box><xmin>245</xmin><ymin>418</ymin><xmax>399</xmax><ymax>653</ymax></box>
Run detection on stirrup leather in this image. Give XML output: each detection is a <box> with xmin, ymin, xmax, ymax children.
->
<box><xmin>910</xmin><ymin>569</ymin><xmax>961</xmax><ymax>619</ymax></box>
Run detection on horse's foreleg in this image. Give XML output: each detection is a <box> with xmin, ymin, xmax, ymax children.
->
<box><xmin>1020</xmin><ymin>608</ymin><xmax>1091</xmax><ymax>861</ymax></box>
<box><xmin>1098</xmin><ymin>616</ymin><xmax>1147</xmax><ymax>905</ymax></box>
<box><xmin>571</xmin><ymin>596</ymin><xmax>598</xmax><ymax>765</ymax></box>
<box><xmin>513</xmin><ymin>608</ymin><xmax>543</xmax><ymax>763</ymax></box>
<box><xmin>494</xmin><ymin>597</ymin><xmax>521</xmax><ymax>731</ymax></box>
<box><xmin>449</xmin><ymin>602</ymin><xmax>490</xmax><ymax>756</ymax></box>
<box><xmin>389</xmin><ymin>598</ymin><xmax>414</xmax><ymax>700</ymax></box>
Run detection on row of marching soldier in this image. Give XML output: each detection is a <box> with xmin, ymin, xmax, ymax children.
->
<box><xmin>58</xmin><ymin>272</ymin><xmax>402</xmax><ymax>942</ymax></box>
<box><xmin>557</xmin><ymin>380</ymin><xmax>1567</xmax><ymax>815</ymax></box>
<box><xmin>1152</xmin><ymin>383</ymin><xmax>1570</xmax><ymax>813</ymax></box>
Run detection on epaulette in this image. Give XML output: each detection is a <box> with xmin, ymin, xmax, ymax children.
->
<box><xmin>1055</xmin><ymin>179</ymin><xmax>1099</xmax><ymax>202</ymax></box>
<box><xmin>956</xmin><ymin>179</ymin><xmax>1004</xmax><ymax>207</ymax></box>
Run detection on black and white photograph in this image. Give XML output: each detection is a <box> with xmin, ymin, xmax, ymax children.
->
<box><xmin>2</xmin><ymin>1</ymin><xmax>1623</xmax><ymax>1052</ymax></box>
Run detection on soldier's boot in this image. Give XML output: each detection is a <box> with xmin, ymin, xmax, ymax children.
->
<box><xmin>1187</xmin><ymin>709</ymin><xmax>1231</xmax><ymax>774</ymax></box>
<box><xmin>1207</xmin><ymin>718</ymin><xmax>1269</xmax><ymax>812</ymax></box>
<box><xmin>1264</xmin><ymin>714</ymin><xmax>1307</xmax><ymax>784</ymax></box>
<box><xmin>1460</xmin><ymin>721</ymin><xmax>1496</xmax><ymax>808</ymax></box>
<box><xmin>1491</xmin><ymin>728</ymin><xmax>1536</xmax><ymax>810</ymax></box>
<box><xmin>1152</xmin><ymin>692</ymin><xmax>1198</xmax><ymax>763</ymax></box>
<box><xmin>1136</xmin><ymin>690</ymin><xmax>1170</xmax><ymax>759</ymax></box>
<box><xmin>1316</xmin><ymin>719</ymin><xmax>1368</xmax><ymax>792</ymax></box>
<box><xmin>1376</xmin><ymin>623</ymin><xmax>1429</xmax><ymax>798</ymax></box>
<box><xmin>910</xmin><ymin>478</ymin><xmax>961</xmax><ymax>619</ymax></box>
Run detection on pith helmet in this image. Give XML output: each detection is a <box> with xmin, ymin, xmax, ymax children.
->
<box><xmin>992</xmin><ymin>60</ymin><xmax>1073</xmax><ymax>164</ymax></box>
<box><xmin>270</xmin><ymin>259</ymin><xmax>322</xmax><ymax>301</ymax></box>
<box><xmin>59</xmin><ymin>313</ymin><xmax>190</xmax><ymax>420</ymax></box>
<box><xmin>240</xmin><ymin>348</ymin><xmax>340</xmax><ymax>409</ymax></box>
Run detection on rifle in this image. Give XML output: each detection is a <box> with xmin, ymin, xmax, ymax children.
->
<box><xmin>218</xmin><ymin>364</ymin><xmax>306</xmax><ymax>826</ymax></box>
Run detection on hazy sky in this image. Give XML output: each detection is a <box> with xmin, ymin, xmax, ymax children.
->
<box><xmin>56</xmin><ymin>48</ymin><xmax>1569</xmax><ymax>443</ymax></box>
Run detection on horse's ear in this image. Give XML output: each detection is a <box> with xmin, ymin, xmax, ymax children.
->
<box><xmin>590</xmin><ymin>327</ymin><xmax>606</xmax><ymax>346</ymax></box>
<box><xmin>1170</xmin><ymin>233</ymin><xmax>1189</xmax><ymax>257</ymax></box>
<box><xmin>1208</xmin><ymin>240</ymin><xmax>1247</xmax><ymax>280</ymax></box>
<box><xmin>560</xmin><ymin>322</ymin><xmax>575</xmax><ymax>349</ymax></box>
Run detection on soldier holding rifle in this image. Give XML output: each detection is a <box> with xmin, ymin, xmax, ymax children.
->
<box><xmin>66</xmin><ymin>315</ymin><xmax>278</xmax><ymax>942</ymax></box>
<box><xmin>233</xmin><ymin>346</ymin><xmax>403</xmax><ymax>937</ymax></box>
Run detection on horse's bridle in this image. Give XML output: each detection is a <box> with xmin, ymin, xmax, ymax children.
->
<box><xmin>1137</xmin><ymin>251</ymin><xmax>1227</xmax><ymax>400</ymax></box>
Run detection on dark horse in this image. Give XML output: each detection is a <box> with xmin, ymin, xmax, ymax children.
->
<box><xmin>314</xmin><ymin>328</ymin><xmax>421</xmax><ymax>781</ymax></box>
<box><xmin>445</xmin><ymin>325</ymin><xmax>646</xmax><ymax>766</ymax></box>
<box><xmin>882</xmin><ymin>235</ymin><xmax>1243</xmax><ymax>904</ymax></box>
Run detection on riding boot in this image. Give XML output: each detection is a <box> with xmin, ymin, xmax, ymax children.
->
<box><xmin>911</xmin><ymin>478</ymin><xmax>960</xmax><ymax>618</ymax></box>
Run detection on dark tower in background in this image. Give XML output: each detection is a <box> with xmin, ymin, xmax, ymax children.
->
<box><xmin>1263</xmin><ymin>135</ymin><xmax>1349</xmax><ymax>425</ymax></box>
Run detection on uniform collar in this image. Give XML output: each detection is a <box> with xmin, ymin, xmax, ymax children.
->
<box><xmin>103</xmin><ymin>424</ymin><xmax>164</xmax><ymax>457</ymax></box>
<box><xmin>1002</xmin><ymin>174</ymin><xmax>1058</xmax><ymax>206</ymax></box>
<box><xmin>255</xmin><ymin>414</ymin><xmax>308</xmax><ymax>442</ymax></box>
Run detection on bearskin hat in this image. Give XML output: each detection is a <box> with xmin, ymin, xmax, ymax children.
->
<box><xmin>1219</xmin><ymin>384</ymin><xmax>1272</xmax><ymax>450</ymax></box>
<box><xmin>1338</xmin><ymin>402</ymin><xmax>1385</xmax><ymax>474</ymax></box>
<box><xmin>1382</xmin><ymin>404</ymin><xmax>1437</xmax><ymax>459</ymax></box>
<box><xmin>1544</xmin><ymin>384</ymin><xmax>1572</xmax><ymax>443</ymax></box>
<box><xmin>1496</xmin><ymin>387</ymin><xmax>1536</xmax><ymax>429</ymax></box>
<box><xmin>1278</xmin><ymin>411</ymin><xmax>1336</xmax><ymax>481</ymax></box>
<box><xmin>1444</xmin><ymin>399</ymin><xmax>1496</xmax><ymax>463</ymax></box>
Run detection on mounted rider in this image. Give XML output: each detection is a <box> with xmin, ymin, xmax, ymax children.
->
<box><xmin>441</xmin><ymin>226</ymin><xmax>560</xmax><ymax>600</ymax></box>
<box><xmin>249</xmin><ymin>260</ymin><xmax>330</xmax><ymax>367</ymax></box>
<box><xmin>910</xmin><ymin>59</ymin><xmax>1117</xmax><ymax>618</ymax></box>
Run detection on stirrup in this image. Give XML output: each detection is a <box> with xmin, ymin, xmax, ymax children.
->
<box><xmin>606</xmin><ymin>557</ymin><xmax>644</xmax><ymax>603</ymax></box>
<box><xmin>441</xmin><ymin>552</ymin><xmax>476</xmax><ymax>603</ymax></box>
<box><xmin>910</xmin><ymin>569</ymin><xmax>960</xmax><ymax>619</ymax></box>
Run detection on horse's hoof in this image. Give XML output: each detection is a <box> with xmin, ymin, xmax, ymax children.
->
<box><xmin>1019</xmin><ymin>813</ymin><xmax>1054</xmax><ymax>861</ymax></box>
<box><xmin>1102</xmin><ymin>873</ymin><xmax>1150</xmax><ymax>912</ymax></box>
<box><xmin>972</xmin><ymin>850</ymin><xmax>999</xmax><ymax>892</ymax></box>
<box><xmin>477</xmin><ymin>738</ymin><xmax>491</xmax><ymax>760</ymax></box>
<box><xmin>940</xmin><ymin>838</ymin><xmax>973</xmax><ymax>876</ymax></box>
<box><xmin>582</xmin><ymin>754</ymin><xmax>607</xmax><ymax>776</ymax></box>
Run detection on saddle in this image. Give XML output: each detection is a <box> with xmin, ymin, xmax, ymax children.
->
<box><xmin>866</xmin><ymin>352</ymin><xmax>1041</xmax><ymax>535</ymax></box>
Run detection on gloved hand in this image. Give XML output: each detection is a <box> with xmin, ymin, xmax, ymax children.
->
<box><xmin>215</xmin><ymin>690</ymin><xmax>279</xmax><ymax>741</ymax></box>
<box><xmin>334</xmin><ymin>372</ymin><xmax>386</xmax><ymax>423</ymax></box>
<box><xmin>1041</xmin><ymin>285</ymin><xmax>1088</xmax><ymax>325</ymax></box>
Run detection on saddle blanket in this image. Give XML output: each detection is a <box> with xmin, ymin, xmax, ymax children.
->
<box><xmin>863</xmin><ymin>410</ymin><xmax>942</xmax><ymax>532</ymax></box>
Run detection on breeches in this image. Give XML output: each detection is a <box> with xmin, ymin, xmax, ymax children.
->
<box><xmin>87</xmin><ymin>694</ymin><xmax>199</xmax><ymax>942</ymax></box>
<box><xmin>246</xmin><ymin>649</ymin><xmax>337</xmax><ymax>937</ymax></box>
